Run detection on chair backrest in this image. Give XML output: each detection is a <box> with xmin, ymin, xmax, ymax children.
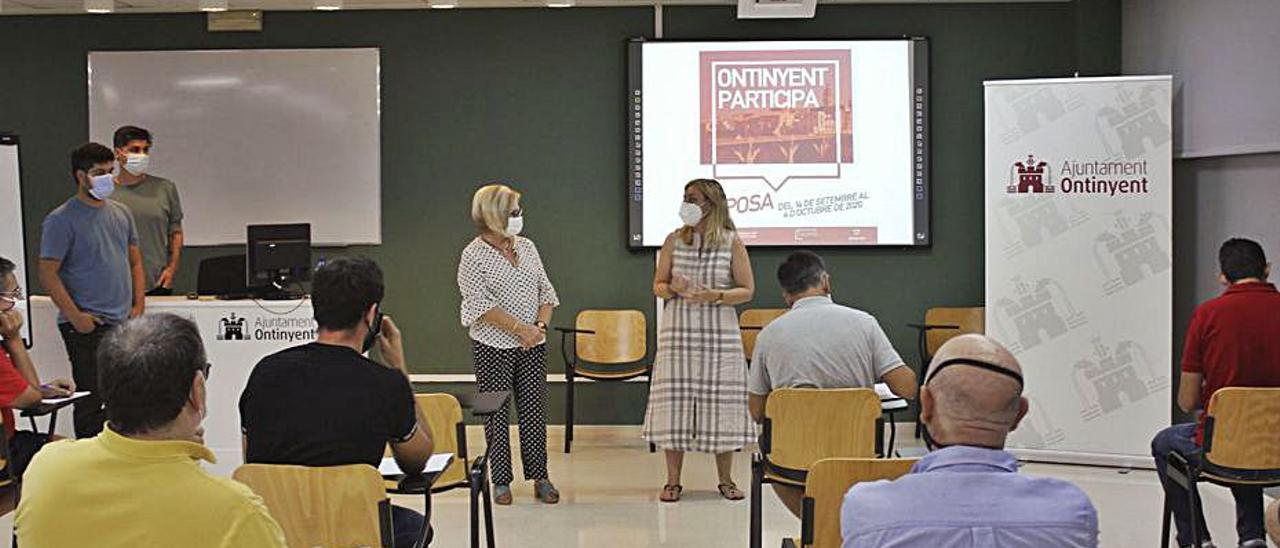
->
<box><xmin>1203</xmin><ymin>387</ymin><xmax>1280</xmax><ymax>470</ymax></box>
<box><xmin>233</xmin><ymin>463</ymin><xmax>390</xmax><ymax>548</ymax></box>
<box><xmin>415</xmin><ymin>393</ymin><xmax>467</xmax><ymax>488</ymax></box>
<box><xmin>803</xmin><ymin>458</ymin><xmax>918</xmax><ymax>548</ymax></box>
<box><xmin>923</xmin><ymin>307</ymin><xmax>985</xmax><ymax>356</ymax></box>
<box><xmin>576</xmin><ymin>310</ymin><xmax>646</xmax><ymax>365</ymax></box>
<box><xmin>764</xmin><ymin>388</ymin><xmax>881</xmax><ymax>471</ymax></box>
<box><xmin>197</xmin><ymin>254</ymin><xmax>249</xmax><ymax>296</ymax></box>
<box><xmin>741</xmin><ymin>308</ymin><xmax>787</xmax><ymax>360</ymax></box>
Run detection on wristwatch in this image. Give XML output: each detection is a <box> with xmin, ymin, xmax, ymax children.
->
<box><xmin>534</xmin><ymin>320</ymin><xmax>548</xmax><ymax>331</ymax></box>
<box><xmin>713</xmin><ymin>291</ymin><xmax>725</xmax><ymax>305</ymax></box>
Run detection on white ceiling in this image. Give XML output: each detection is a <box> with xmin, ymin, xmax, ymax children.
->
<box><xmin>0</xmin><ymin>0</ymin><xmax>1065</xmax><ymax>15</ymax></box>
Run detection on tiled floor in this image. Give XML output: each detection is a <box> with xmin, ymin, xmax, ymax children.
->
<box><xmin>0</xmin><ymin>425</ymin><xmax>1266</xmax><ymax>547</ymax></box>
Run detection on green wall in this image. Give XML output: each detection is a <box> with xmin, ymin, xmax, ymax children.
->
<box><xmin>0</xmin><ymin>1</ymin><xmax>1119</xmax><ymax>424</ymax></box>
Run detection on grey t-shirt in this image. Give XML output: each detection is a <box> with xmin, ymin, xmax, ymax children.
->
<box><xmin>748</xmin><ymin>295</ymin><xmax>904</xmax><ymax>395</ymax></box>
<box><xmin>111</xmin><ymin>175</ymin><xmax>182</xmax><ymax>289</ymax></box>
<box><xmin>39</xmin><ymin>198</ymin><xmax>139</xmax><ymax>324</ymax></box>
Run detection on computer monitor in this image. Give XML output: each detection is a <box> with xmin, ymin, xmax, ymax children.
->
<box><xmin>246</xmin><ymin>223</ymin><xmax>311</xmax><ymax>299</ymax></box>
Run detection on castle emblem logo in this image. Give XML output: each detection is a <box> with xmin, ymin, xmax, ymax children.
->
<box><xmin>217</xmin><ymin>313</ymin><xmax>249</xmax><ymax>341</ymax></box>
<box><xmin>1007</xmin><ymin>154</ymin><xmax>1055</xmax><ymax>194</ymax></box>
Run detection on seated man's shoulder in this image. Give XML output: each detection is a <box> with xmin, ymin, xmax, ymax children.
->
<box><xmin>842</xmin><ymin>476</ymin><xmax>912</xmax><ymax>525</ymax></box>
<box><xmin>1010</xmin><ymin>474</ymin><xmax>1097</xmax><ymax>513</ymax></box>
<box><xmin>22</xmin><ymin>437</ymin><xmax>83</xmax><ymax>471</ymax></box>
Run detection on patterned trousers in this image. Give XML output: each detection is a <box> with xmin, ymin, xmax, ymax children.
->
<box><xmin>472</xmin><ymin>341</ymin><xmax>549</xmax><ymax>485</ymax></box>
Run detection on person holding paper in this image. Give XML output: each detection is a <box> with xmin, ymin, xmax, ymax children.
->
<box><xmin>643</xmin><ymin>178</ymin><xmax>756</xmax><ymax>503</ymax></box>
<box><xmin>38</xmin><ymin>142</ymin><xmax>145</xmax><ymax>439</ymax></box>
<box><xmin>110</xmin><ymin>126</ymin><xmax>184</xmax><ymax>296</ymax></box>
<box><xmin>457</xmin><ymin>183</ymin><xmax>560</xmax><ymax>505</ymax></box>
<box><xmin>0</xmin><ymin>256</ymin><xmax>76</xmax><ymax>480</ymax></box>
<box><xmin>746</xmin><ymin>250</ymin><xmax>917</xmax><ymax>517</ymax></box>
<box><xmin>240</xmin><ymin>256</ymin><xmax>433</xmax><ymax>548</ymax></box>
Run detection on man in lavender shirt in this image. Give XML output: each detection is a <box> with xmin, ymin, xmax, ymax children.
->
<box><xmin>841</xmin><ymin>334</ymin><xmax>1098</xmax><ymax>548</ymax></box>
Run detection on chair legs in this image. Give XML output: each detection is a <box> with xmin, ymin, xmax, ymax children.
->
<box><xmin>1160</xmin><ymin>495</ymin><xmax>1172</xmax><ymax>547</ymax></box>
<box><xmin>750</xmin><ymin>454</ymin><xmax>764</xmax><ymax>548</ymax></box>
<box><xmin>564</xmin><ymin>370</ymin><xmax>575</xmax><ymax>454</ymax></box>
<box><xmin>1187</xmin><ymin>481</ymin><xmax>1203</xmax><ymax>547</ymax></box>
<box><xmin>469</xmin><ymin>456</ymin><xmax>497</xmax><ymax>548</ymax></box>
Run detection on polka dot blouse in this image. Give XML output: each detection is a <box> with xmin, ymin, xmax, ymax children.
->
<box><xmin>457</xmin><ymin>236</ymin><xmax>560</xmax><ymax>349</ymax></box>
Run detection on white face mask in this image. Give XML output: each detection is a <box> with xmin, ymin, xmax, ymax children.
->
<box><xmin>679</xmin><ymin>202</ymin><xmax>704</xmax><ymax>227</ymax></box>
<box><xmin>123</xmin><ymin>153</ymin><xmax>150</xmax><ymax>176</ymax></box>
<box><xmin>88</xmin><ymin>173</ymin><xmax>115</xmax><ymax>200</ymax></box>
<box><xmin>507</xmin><ymin>215</ymin><xmax>524</xmax><ymax>236</ymax></box>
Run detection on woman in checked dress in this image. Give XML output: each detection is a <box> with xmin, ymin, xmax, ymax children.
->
<box><xmin>643</xmin><ymin>178</ymin><xmax>756</xmax><ymax>502</ymax></box>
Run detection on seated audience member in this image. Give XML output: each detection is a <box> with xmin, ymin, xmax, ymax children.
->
<box><xmin>15</xmin><ymin>314</ymin><xmax>286</xmax><ymax>547</ymax></box>
<box><xmin>240</xmin><ymin>256</ymin><xmax>433</xmax><ymax>548</ymax></box>
<box><xmin>1152</xmin><ymin>238</ymin><xmax>1280</xmax><ymax>548</ymax></box>
<box><xmin>841</xmin><ymin>334</ymin><xmax>1098</xmax><ymax>548</ymax></box>
<box><xmin>748</xmin><ymin>250</ymin><xmax>917</xmax><ymax>517</ymax></box>
<box><xmin>0</xmin><ymin>256</ymin><xmax>76</xmax><ymax>482</ymax></box>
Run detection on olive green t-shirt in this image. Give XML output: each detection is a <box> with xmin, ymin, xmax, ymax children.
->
<box><xmin>112</xmin><ymin>175</ymin><xmax>183</xmax><ymax>289</ymax></box>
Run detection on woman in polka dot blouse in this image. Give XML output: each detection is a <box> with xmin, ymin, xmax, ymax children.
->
<box><xmin>457</xmin><ymin>183</ymin><xmax>560</xmax><ymax>505</ymax></box>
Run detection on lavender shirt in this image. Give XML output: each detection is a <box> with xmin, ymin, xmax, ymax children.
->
<box><xmin>841</xmin><ymin>446</ymin><xmax>1099</xmax><ymax>548</ymax></box>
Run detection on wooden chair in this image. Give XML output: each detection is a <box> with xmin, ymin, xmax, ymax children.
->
<box><xmin>750</xmin><ymin>388</ymin><xmax>882</xmax><ymax>548</ymax></box>
<box><xmin>234</xmin><ymin>463</ymin><xmax>404</xmax><ymax>548</ymax></box>
<box><xmin>410</xmin><ymin>394</ymin><xmax>468</xmax><ymax>493</ymax></box>
<box><xmin>741</xmin><ymin>308</ymin><xmax>788</xmax><ymax>364</ymax></box>
<box><xmin>781</xmin><ymin>457</ymin><xmax>918</xmax><ymax>548</ymax></box>
<box><xmin>1161</xmin><ymin>387</ymin><xmax>1280</xmax><ymax>547</ymax></box>
<box><xmin>908</xmin><ymin>306</ymin><xmax>984</xmax><ymax>437</ymax></box>
<box><xmin>556</xmin><ymin>309</ymin><xmax>651</xmax><ymax>453</ymax></box>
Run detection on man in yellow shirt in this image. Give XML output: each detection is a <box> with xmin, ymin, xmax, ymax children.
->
<box><xmin>16</xmin><ymin>313</ymin><xmax>286</xmax><ymax>547</ymax></box>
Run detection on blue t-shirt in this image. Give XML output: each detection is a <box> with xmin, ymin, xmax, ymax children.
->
<box><xmin>40</xmin><ymin>198</ymin><xmax>138</xmax><ymax>324</ymax></box>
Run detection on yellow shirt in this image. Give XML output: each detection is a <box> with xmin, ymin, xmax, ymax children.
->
<box><xmin>16</xmin><ymin>426</ymin><xmax>287</xmax><ymax>548</ymax></box>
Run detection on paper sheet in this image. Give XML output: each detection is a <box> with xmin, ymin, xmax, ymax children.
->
<box><xmin>379</xmin><ymin>453</ymin><xmax>454</xmax><ymax>477</ymax></box>
<box><xmin>41</xmin><ymin>391</ymin><xmax>91</xmax><ymax>405</ymax></box>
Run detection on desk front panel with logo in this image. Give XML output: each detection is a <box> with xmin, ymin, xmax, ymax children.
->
<box><xmin>27</xmin><ymin>296</ymin><xmax>316</xmax><ymax>476</ymax></box>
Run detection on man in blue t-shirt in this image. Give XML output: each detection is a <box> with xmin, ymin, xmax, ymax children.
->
<box><xmin>38</xmin><ymin>142</ymin><xmax>145</xmax><ymax>438</ymax></box>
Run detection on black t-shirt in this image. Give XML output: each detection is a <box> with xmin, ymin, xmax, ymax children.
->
<box><xmin>240</xmin><ymin>342</ymin><xmax>417</xmax><ymax>467</ymax></box>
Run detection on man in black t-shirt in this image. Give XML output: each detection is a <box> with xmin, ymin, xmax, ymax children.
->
<box><xmin>240</xmin><ymin>257</ymin><xmax>433</xmax><ymax>548</ymax></box>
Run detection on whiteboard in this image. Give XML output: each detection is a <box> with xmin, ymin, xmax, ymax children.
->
<box><xmin>89</xmin><ymin>49</ymin><xmax>381</xmax><ymax>246</ymax></box>
<box><xmin>0</xmin><ymin>135</ymin><xmax>33</xmax><ymax>346</ymax></box>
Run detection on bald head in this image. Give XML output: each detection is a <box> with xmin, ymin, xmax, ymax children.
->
<box><xmin>920</xmin><ymin>334</ymin><xmax>1028</xmax><ymax>449</ymax></box>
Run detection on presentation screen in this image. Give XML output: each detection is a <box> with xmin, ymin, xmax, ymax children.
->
<box><xmin>628</xmin><ymin>39</ymin><xmax>929</xmax><ymax>247</ymax></box>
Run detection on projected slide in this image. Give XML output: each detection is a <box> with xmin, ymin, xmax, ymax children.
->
<box><xmin>628</xmin><ymin>39</ymin><xmax>929</xmax><ymax>247</ymax></box>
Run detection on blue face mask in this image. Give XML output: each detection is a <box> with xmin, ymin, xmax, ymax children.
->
<box><xmin>88</xmin><ymin>173</ymin><xmax>115</xmax><ymax>201</ymax></box>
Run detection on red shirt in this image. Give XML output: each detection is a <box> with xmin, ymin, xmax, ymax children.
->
<box><xmin>0</xmin><ymin>349</ymin><xmax>32</xmax><ymax>438</ymax></box>
<box><xmin>1182</xmin><ymin>282</ymin><xmax>1280</xmax><ymax>445</ymax></box>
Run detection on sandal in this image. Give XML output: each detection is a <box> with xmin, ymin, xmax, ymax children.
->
<box><xmin>659</xmin><ymin>484</ymin><xmax>683</xmax><ymax>503</ymax></box>
<box><xmin>493</xmin><ymin>484</ymin><xmax>512</xmax><ymax>506</ymax></box>
<box><xmin>534</xmin><ymin>480</ymin><xmax>560</xmax><ymax>504</ymax></box>
<box><xmin>718</xmin><ymin>482</ymin><xmax>745</xmax><ymax>501</ymax></box>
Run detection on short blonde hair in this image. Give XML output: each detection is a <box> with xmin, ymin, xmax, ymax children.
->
<box><xmin>471</xmin><ymin>183</ymin><xmax>521</xmax><ymax>235</ymax></box>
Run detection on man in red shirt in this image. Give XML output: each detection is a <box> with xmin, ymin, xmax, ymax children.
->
<box><xmin>0</xmin><ymin>257</ymin><xmax>76</xmax><ymax>481</ymax></box>
<box><xmin>1152</xmin><ymin>238</ymin><xmax>1280</xmax><ymax>548</ymax></box>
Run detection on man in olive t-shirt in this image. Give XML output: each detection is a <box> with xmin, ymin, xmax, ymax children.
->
<box><xmin>112</xmin><ymin>125</ymin><xmax>184</xmax><ymax>295</ymax></box>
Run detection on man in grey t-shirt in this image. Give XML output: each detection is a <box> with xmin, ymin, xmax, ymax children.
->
<box><xmin>39</xmin><ymin>142</ymin><xmax>145</xmax><ymax>438</ymax></box>
<box><xmin>111</xmin><ymin>126</ymin><xmax>184</xmax><ymax>296</ymax></box>
<box><xmin>748</xmin><ymin>251</ymin><xmax>918</xmax><ymax>518</ymax></box>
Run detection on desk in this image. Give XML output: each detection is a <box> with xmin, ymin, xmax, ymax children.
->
<box><xmin>27</xmin><ymin>295</ymin><xmax>316</xmax><ymax>476</ymax></box>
